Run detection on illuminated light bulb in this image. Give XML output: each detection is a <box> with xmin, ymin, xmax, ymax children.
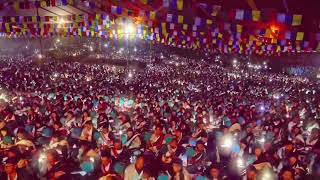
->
<box><xmin>236</xmin><ymin>158</ymin><xmax>245</xmax><ymax>168</ymax></box>
<box><xmin>221</xmin><ymin>136</ymin><xmax>233</xmax><ymax>148</ymax></box>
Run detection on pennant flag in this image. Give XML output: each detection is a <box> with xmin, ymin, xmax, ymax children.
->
<box><xmin>166</xmin><ymin>14</ymin><xmax>173</xmax><ymax>22</ymax></box>
<box><xmin>277</xmin><ymin>13</ymin><xmax>286</xmax><ymax>23</ymax></box>
<box><xmin>236</xmin><ymin>25</ymin><xmax>242</xmax><ymax>32</ymax></box>
<box><xmin>183</xmin><ymin>24</ymin><xmax>188</xmax><ymax>30</ymax></box>
<box><xmin>111</xmin><ymin>6</ymin><xmax>117</xmax><ymax>14</ymax></box>
<box><xmin>292</xmin><ymin>15</ymin><xmax>302</xmax><ymax>26</ymax></box>
<box><xmin>169</xmin><ymin>23</ymin><xmax>175</xmax><ymax>30</ymax></box>
<box><xmin>206</xmin><ymin>19</ymin><xmax>213</xmax><ymax>25</ymax></box>
<box><xmin>150</xmin><ymin>11</ymin><xmax>156</xmax><ymax>20</ymax></box>
<box><xmin>194</xmin><ymin>17</ymin><xmax>201</xmax><ymax>26</ymax></box>
<box><xmin>178</xmin><ymin>15</ymin><xmax>184</xmax><ymax>23</ymax></box>
<box><xmin>163</xmin><ymin>0</ymin><xmax>169</xmax><ymax>7</ymax></box>
<box><xmin>235</xmin><ymin>9</ymin><xmax>244</xmax><ymax>20</ymax></box>
<box><xmin>252</xmin><ymin>10</ymin><xmax>260</xmax><ymax>21</ymax></box>
<box><xmin>285</xmin><ymin>31</ymin><xmax>291</xmax><ymax>39</ymax></box>
<box><xmin>296</xmin><ymin>32</ymin><xmax>304</xmax><ymax>41</ymax></box>
<box><xmin>177</xmin><ymin>0</ymin><xmax>183</xmax><ymax>10</ymax></box>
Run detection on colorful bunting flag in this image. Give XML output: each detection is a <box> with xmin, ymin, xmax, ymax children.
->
<box><xmin>296</xmin><ymin>32</ymin><xmax>304</xmax><ymax>41</ymax></box>
<box><xmin>292</xmin><ymin>15</ymin><xmax>302</xmax><ymax>26</ymax></box>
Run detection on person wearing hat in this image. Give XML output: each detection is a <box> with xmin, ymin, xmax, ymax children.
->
<box><xmin>0</xmin><ymin>158</ymin><xmax>32</xmax><ymax>180</ymax></box>
<box><xmin>170</xmin><ymin>158</ymin><xmax>191</xmax><ymax>180</ymax></box>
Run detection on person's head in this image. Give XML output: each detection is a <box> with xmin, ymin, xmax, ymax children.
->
<box><xmin>246</xmin><ymin>166</ymin><xmax>257</xmax><ymax>180</ymax></box>
<box><xmin>100</xmin><ymin>150</ymin><xmax>112</xmax><ymax>166</ymax></box>
<box><xmin>175</xmin><ymin>129</ymin><xmax>182</xmax><ymax>137</ymax></box>
<box><xmin>46</xmin><ymin>149</ymin><xmax>60</xmax><ymax>166</ymax></box>
<box><xmin>135</xmin><ymin>155</ymin><xmax>145</xmax><ymax>170</ymax></box>
<box><xmin>3</xmin><ymin>158</ymin><xmax>17</xmax><ymax>175</ymax></box>
<box><xmin>169</xmin><ymin>138</ymin><xmax>178</xmax><ymax>149</ymax></box>
<box><xmin>288</xmin><ymin>154</ymin><xmax>298</xmax><ymax>166</ymax></box>
<box><xmin>254</xmin><ymin>146</ymin><xmax>263</xmax><ymax>157</ymax></box>
<box><xmin>209</xmin><ymin>164</ymin><xmax>220</xmax><ymax>178</ymax></box>
<box><xmin>196</xmin><ymin>141</ymin><xmax>205</xmax><ymax>152</ymax></box>
<box><xmin>113</xmin><ymin>140</ymin><xmax>122</xmax><ymax>150</ymax></box>
<box><xmin>127</xmin><ymin>128</ymin><xmax>134</xmax><ymax>138</ymax></box>
<box><xmin>280</xmin><ymin>167</ymin><xmax>294</xmax><ymax>180</ymax></box>
<box><xmin>155</xmin><ymin>125</ymin><xmax>163</xmax><ymax>136</ymax></box>
<box><xmin>84</xmin><ymin>121</ymin><xmax>93</xmax><ymax>130</ymax></box>
<box><xmin>284</xmin><ymin>141</ymin><xmax>294</xmax><ymax>152</ymax></box>
<box><xmin>172</xmin><ymin>158</ymin><xmax>183</xmax><ymax>173</ymax></box>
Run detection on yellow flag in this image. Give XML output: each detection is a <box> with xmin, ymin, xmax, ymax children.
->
<box><xmin>292</xmin><ymin>15</ymin><xmax>302</xmax><ymax>26</ymax></box>
<box><xmin>177</xmin><ymin>0</ymin><xmax>183</xmax><ymax>10</ymax></box>
<box><xmin>206</xmin><ymin>19</ymin><xmax>213</xmax><ymax>25</ymax></box>
<box><xmin>236</xmin><ymin>25</ymin><xmax>242</xmax><ymax>32</ymax></box>
<box><xmin>161</xmin><ymin>23</ymin><xmax>167</xmax><ymax>34</ymax></box>
<box><xmin>32</xmin><ymin>16</ymin><xmax>37</xmax><ymax>22</ymax></box>
<box><xmin>178</xmin><ymin>15</ymin><xmax>184</xmax><ymax>24</ymax></box>
<box><xmin>296</xmin><ymin>32</ymin><xmax>304</xmax><ymax>41</ymax></box>
<box><xmin>252</xmin><ymin>10</ymin><xmax>260</xmax><ymax>21</ymax></box>
<box><xmin>150</xmin><ymin>11</ymin><xmax>156</xmax><ymax>20</ymax></box>
<box><xmin>183</xmin><ymin>24</ymin><xmax>188</xmax><ymax>30</ymax></box>
<box><xmin>212</xmin><ymin>39</ymin><xmax>217</xmax><ymax>44</ymax></box>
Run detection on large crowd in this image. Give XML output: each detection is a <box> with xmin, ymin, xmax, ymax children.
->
<box><xmin>0</xmin><ymin>53</ymin><xmax>319</xmax><ymax>180</ymax></box>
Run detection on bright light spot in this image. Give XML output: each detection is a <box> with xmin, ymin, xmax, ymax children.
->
<box><xmin>134</xmin><ymin>48</ymin><xmax>137</xmax><ymax>52</ymax></box>
<box><xmin>56</xmin><ymin>39</ymin><xmax>60</xmax><ymax>43</ymax></box>
<box><xmin>263</xmin><ymin>61</ymin><xmax>267</xmax><ymax>65</ymax></box>
<box><xmin>25</xmin><ymin>46</ymin><xmax>28</xmax><ymax>49</ymax></box>
<box><xmin>19</xmin><ymin>96</ymin><xmax>23</xmax><ymax>101</ymax></box>
<box><xmin>260</xmin><ymin>105</ymin><xmax>265</xmax><ymax>111</ymax></box>
<box><xmin>89</xmin><ymin>46</ymin><xmax>93</xmax><ymax>52</ymax></box>
<box><xmin>221</xmin><ymin>136</ymin><xmax>233</xmax><ymax>148</ymax></box>
<box><xmin>37</xmin><ymin>54</ymin><xmax>43</xmax><ymax>59</ymax></box>
<box><xmin>259</xmin><ymin>137</ymin><xmax>266</xmax><ymax>144</ymax></box>
<box><xmin>175</xmin><ymin>62</ymin><xmax>179</xmax><ymax>66</ymax></box>
<box><xmin>233</xmin><ymin>59</ymin><xmax>237</xmax><ymax>64</ymax></box>
<box><xmin>58</xmin><ymin>18</ymin><xmax>65</xmax><ymax>24</ymax></box>
<box><xmin>39</xmin><ymin>153</ymin><xmax>46</xmax><ymax>163</ymax></box>
<box><xmin>0</xmin><ymin>93</ymin><xmax>8</xmax><ymax>102</ymax></box>
<box><xmin>236</xmin><ymin>158</ymin><xmax>245</xmax><ymax>168</ymax></box>
<box><xmin>90</xmin><ymin>157</ymin><xmax>94</xmax><ymax>162</ymax></box>
<box><xmin>104</xmin><ymin>43</ymin><xmax>108</xmax><ymax>48</ymax></box>
<box><xmin>124</xmin><ymin>23</ymin><xmax>136</xmax><ymax>34</ymax></box>
<box><xmin>128</xmin><ymin>72</ymin><xmax>133</xmax><ymax>78</ymax></box>
<box><xmin>53</xmin><ymin>73</ymin><xmax>58</xmax><ymax>78</ymax></box>
<box><xmin>119</xmin><ymin>130</ymin><xmax>123</xmax><ymax>135</ymax></box>
<box><xmin>72</xmin><ymin>53</ymin><xmax>76</xmax><ymax>57</ymax></box>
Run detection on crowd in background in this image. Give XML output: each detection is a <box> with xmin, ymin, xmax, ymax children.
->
<box><xmin>0</xmin><ymin>53</ymin><xmax>319</xmax><ymax>180</ymax></box>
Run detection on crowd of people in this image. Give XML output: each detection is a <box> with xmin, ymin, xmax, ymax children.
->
<box><xmin>0</xmin><ymin>52</ymin><xmax>319</xmax><ymax>180</ymax></box>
